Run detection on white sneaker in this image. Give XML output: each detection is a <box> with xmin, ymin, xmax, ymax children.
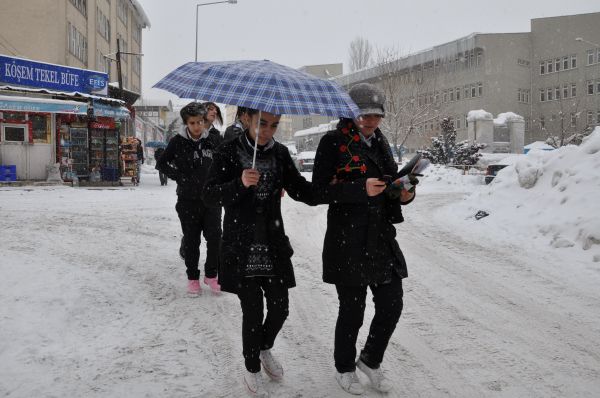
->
<box><xmin>243</xmin><ymin>371</ymin><xmax>269</xmax><ymax>397</ymax></box>
<box><xmin>260</xmin><ymin>349</ymin><xmax>284</xmax><ymax>380</ymax></box>
<box><xmin>335</xmin><ymin>371</ymin><xmax>364</xmax><ymax>395</ymax></box>
<box><xmin>357</xmin><ymin>359</ymin><xmax>393</xmax><ymax>392</ymax></box>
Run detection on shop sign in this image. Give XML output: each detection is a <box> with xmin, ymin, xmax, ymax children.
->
<box><xmin>90</xmin><ymin>117</ymin><xmax>116</xmax><ymax>129</ymax></box>
<box><xmin>0</xmin><ymin>55</ymin><xmax>108</xmax><ymax>96</ymax></box>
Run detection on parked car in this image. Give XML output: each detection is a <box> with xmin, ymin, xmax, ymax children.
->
<box><xmin>485</xmin><ymin>164</ymin><xmax>508</xmax><ymax>184</ymax></box>
<box><xmin>297</xmin><ymin>151</ymin><xmax>316</xmax><ymax>172</ymax></box>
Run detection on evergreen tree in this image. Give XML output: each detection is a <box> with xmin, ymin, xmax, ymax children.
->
<box><xmin>420</xmin><ymin>117</ymin><xmax>457</xmax><ymax>165</ymax></box>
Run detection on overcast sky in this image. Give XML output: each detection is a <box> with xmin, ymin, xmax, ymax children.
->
<box><xmin>138</xmin><ymin>0</ymin><xmax>599</xmax><ymax>103</ymax></box>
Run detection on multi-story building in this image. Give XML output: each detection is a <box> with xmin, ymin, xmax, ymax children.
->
<box><xmin>333</xmin><ymin>11</ymin><xmax>600</xmax><ymax>151</ymax></box>
<box><xmin>0</xmin><ymin>0</ymin><xmax>150</xmax><ymax>94</ymax></box>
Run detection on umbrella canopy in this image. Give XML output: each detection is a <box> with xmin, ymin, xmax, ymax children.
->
<box><xmin>153</xmin><ymin>60</ymin><xmax>360</xmax><ymax>119</ymax></box>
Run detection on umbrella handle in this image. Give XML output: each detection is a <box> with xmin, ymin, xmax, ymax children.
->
<box><xmin>251</xmin><ymin>110</ymin><xmax>261</xmax><ymax>169</ymax></box>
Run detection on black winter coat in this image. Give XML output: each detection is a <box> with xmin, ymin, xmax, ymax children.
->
<box><xmin>155</xmin><ymin>128</ymin><xmax>221</xmax><ymax>200</ymax></box>
<box><xmin>312</xmin><ymin>119</ymin><xmax>409</xmax><ymax>286</ymax></box>
<box><xmin>223</xmin><ymin>122</ymin><xmax>244</xmax><ymax>143</ymax></box>
<box><xmin>202</xmin><ymin>134</ymin><xmax>316</xmax><ymax>294</ymax></box>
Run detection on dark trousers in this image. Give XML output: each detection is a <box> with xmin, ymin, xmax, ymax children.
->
<box><xmin>237</xmin><ymin>277</ymin><xmax>289</xmax><ymax>373</ymax></box>
<box><xmin>334</xmin><ymin>273</ymin><xmax>403</xmax><ymax>373</ymax></box>
<box><xmin>159</xmin><ymin>171</ymin><xmax>168</xmax><ymax>185</ymax></box>
<box><xmin>175</xmin><ymin>199</ymin><xmax>221</xmax><ymax>280</ymax></box>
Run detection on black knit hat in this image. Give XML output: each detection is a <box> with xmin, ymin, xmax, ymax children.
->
<box><xmin>348</xmin><ymin>83</ymin><xmax>385</xmax><ymax>117</ymax></box>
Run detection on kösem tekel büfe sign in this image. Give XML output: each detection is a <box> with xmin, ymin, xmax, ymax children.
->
<box><xmin>0</xmin><ymin>55</ymin><xmax>109</xmax><ymax>96</ymax></box>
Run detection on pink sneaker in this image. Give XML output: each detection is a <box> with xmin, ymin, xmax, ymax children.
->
<box><xmin>204</xmin><ymin>277</ymin><xmax>221</xmax><ymax>294</ymax></box>
<box><xmin>187</xmin><ymin>279</ymin><xmax>201</xmax><ymax>295</ymax></box>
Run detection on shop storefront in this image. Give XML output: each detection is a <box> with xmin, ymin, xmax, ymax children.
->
<box><xmin>0</xmin><ymin>54</ymin><xmax>129</xmax><ymax>181</ymax></box>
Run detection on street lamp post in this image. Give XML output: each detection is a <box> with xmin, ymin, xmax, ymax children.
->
<box><xmin>195</xmin><ymin>0</ymin><xmax>237</xmax><ymax>62</ymax></box>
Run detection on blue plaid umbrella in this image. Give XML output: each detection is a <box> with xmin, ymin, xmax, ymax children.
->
<box><xmin>153</xmin><ymin>60</ymin><xmax>360</xmax><ymax>119</ymax></box>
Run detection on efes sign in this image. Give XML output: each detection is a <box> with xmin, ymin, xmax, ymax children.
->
<box><xmin>0</xmin><ymin>55</ymin><xmax>109</xmax><ymax>96</ymax></box>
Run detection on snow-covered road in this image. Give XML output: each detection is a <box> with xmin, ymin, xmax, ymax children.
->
<box><xmin>1</xmin><ymin>171</ymin><xmax>599</xmax><ymax>397</ymax></box>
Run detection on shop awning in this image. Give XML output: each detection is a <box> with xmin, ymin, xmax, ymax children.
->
<box><xmin>0</xmin><ymin>94</ymin><xmax>88</xmax><ymax>114</ymax></box>
<box><xmin>93</xmin><ymin>101</ymin><xmax>130</xmax><ymax>119</ymax></box>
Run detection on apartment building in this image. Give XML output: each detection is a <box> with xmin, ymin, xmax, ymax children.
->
<box><xmin>333</xmin><ymin>11</ymin><xmax>600</xmax><ymax>151</ymax></box>
<box><xmin>0</xmin><ymin>0</ymin><xmax>150</xmax><ymax>94</ymax></box>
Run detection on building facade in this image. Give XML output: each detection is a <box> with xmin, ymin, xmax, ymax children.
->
<box><xmin>333</xmin><ymin>12</ymin><xmax>600</xmax><ymax>151</ymax></box>
<box><xmin>0</xmin><ymin>0</ymin><xmax>150</xmax><ymax>94</ymax></box>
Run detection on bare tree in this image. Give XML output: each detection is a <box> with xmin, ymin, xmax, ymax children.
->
<box><xmin>373</xmin><ymin>46</ymin><xmax>444</xmax><ymax>159</ymax></box>
<box><xmin>348</xmin><ymin>37</ymin><xmax>373</xmax><ymax>72</ymax></box>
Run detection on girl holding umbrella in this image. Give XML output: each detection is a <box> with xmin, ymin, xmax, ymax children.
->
<box><xmin>202</xmin><ymin>109</ymin><xmax>316</xmax><ymax>397</ymax></box>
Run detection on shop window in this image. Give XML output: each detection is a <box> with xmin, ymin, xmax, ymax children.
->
<box><xmin>31</xmin><ymin>114</ymin><xmax>50</xmax><ymax>143</ymax></box>
<box><xmin>2</xmin><ymin>124</ymin><xmax>27</xmax><ymax>142</ymax></box>
<box><xmin>2</xmin><ymin>112</ymin><xmax>26</xmax><ymax>122</ymax></box>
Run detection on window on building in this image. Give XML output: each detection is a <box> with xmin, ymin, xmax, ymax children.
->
<box><xmin>450</xmin><ymin>89</ymin><xmax>455</xmax><ymax>102</ymax></box>
<box><xmin>464</xmin><ymin>85</ymin><xmax>470</xmax><ymax>99</ymax></box>
<box><xmin>2</xmin><ymin>111</ymin><xmax>26</xmax><ymax>122</ymax></box>
<box><xmin>456</xmin><ymin>87</ymin><xmax>460</xmax><ymax>101</ymax></box>
<box><xmin>588</xmin><ymin>50</ymin><xmax>595</xmax><ymax>66</ymax></box>
<box><xmin>555</xmin><ymin>87</ymin><xmax>560</xmax><ymax>100</ymax></box>
<box><xmin>555</xmin><ymin>58</ymin><xmax>560</xmax><ymax>72</ymax></box>
<box><xmin>525</xmin><ymin>117</ymin><xmax>530</xmax><ymax>132</ymax></box>
<box><xmin>547</xmin><ymin>88</ymin><xmax>553</xmax><ymax>101</ymax></box>
<box><xmin>588</xmin><ymin>81</ymin><xmax>595</xmax><ymax>95</ymax></box>
<box><xmin>563</xmin><ymin>84</ymin><xmax>569</xmax><ymax>99</ymax></box>
<box><xmin>540</xmin><ymin>61</ymin><xmax>545</xmax><ymax>75</ymax></box>
<box><xmin>517</xmin><ymin>89</ymin><xmax>521</xmax><ymax>102</ymax></box>
<box><xmin>570</xmin><ymin>112</ymin><xmax>577</xmax><ymax>128</ymax></box>
<box><xmin>547</xmin><ymin>60</ymin><xmax>553</xmax><ymax>73</ymax></box>
<box><xmin>471</xmin><ymin>84</ymin><xmax>476</xmax><ymax>98</ymax></box>
<box><xmin>540</xmin><ymin>89</ymin><xmax>545</xmax><ymax>102</ymax></box>
<box><xmin>68</xmin><ymin>23</ymin><xmax>87</xmax><ymax>64</ymax></box>
<box><xmin>30</xmin><ymin>114</ymin><xmax>50</xmax><ymax>143</ymax></box>
<box><xmin>117</xmin><ymin>0</ymin><xmax>129</xmax><ymax>26</ymax></box>
<box><xmin>563</xmin><ymin>56</ymin><xmax>569</xmax><ymax>70</ymax></box>
<box><xmin>571</xmin><ymin>55</ymin><xmax>577</xmax><ymax>69</ymax></box>
<box><xmin>477</xmin><ymin>82</ymin><xmax>483</xmax><ymax>97</ymax></box>
<box><xmin>540</xmin><ymin>116</ymin><xmax>545</xmax><ymax>129</ymax></box>
<box><xmin>526</xmin><ymin>90</ymin><xmax>530</xmax><ymax>103</ymax></box>
<box><xmin>2</xmin><ymin>124</ymin><xmax>27</xmax><ymax>142</ymax></box>
<box><xmin>97</xmin><ymin>8</ymin><xmax>110</xmax><ymax>42</ymax></box>
<box><xmin>443</xmin><ymin>90</ymin><xmax>447</xmax><ymax>103</ymax></box>
<box><xmin>588</xmin><ymin>111</ymin><xmax>594</xmax><ymax>126</ymax></box>
<box><xmin>133</xmin><ymin>56</ymin><xmax>141</xmax><ymax>75</ymax></box>
<box><xmin>571</xmin><ymin>83</ymin><xmax>577</xmax><ymax>97</ymax></box>
<box><xmin>133</xmin><ymin>22</ymin><xmax>141</xmax><ymax>44</ymax></box>
<box><xmin>69</xmin><ymin>0</ymin><xmax>87</xmax><ymax>17</ymax></box>
<box><xmin>597</xmin><ymin>111</ymin><xmax>600</xmax><ymax>124</ymax></box>
<box><xmin>476</xmin><ymin>50</ymin><xmax>482</xmax><ymax>67</ymax></box>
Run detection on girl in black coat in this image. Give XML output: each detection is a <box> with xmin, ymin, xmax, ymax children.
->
<box><xmin>202</xmin><ymin>109</ymin><xmax>316</xmax><ymax>396</ymax></box>
<box><xmin>312</xmin><ymin>83</ymin><xmax>416</xmax><ymax>395</ymax></box>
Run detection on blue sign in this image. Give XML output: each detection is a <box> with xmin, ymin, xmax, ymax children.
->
<box><xmin>0</xmin><ymin>97</ymin><xmax>88</xmax><ymax>114</ymax></box>
<box><xmin>0</xmin><ymin>55</ymin><xmax>109</xmax><ymax>96</ymax></box>
<box><xmin>93</xmin><ymin>101</ymin><xmax>130</xmax><ymax>119</ymax></box>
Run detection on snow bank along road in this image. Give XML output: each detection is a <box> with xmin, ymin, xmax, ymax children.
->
<box><xmin>1</xmin><ymin>174</ymin><xmax>599</xmax><ymax>397</ymax></box>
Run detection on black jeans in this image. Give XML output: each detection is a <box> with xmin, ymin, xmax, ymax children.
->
<box><xmin>175</xmin><ymin>199</ymin><xmax>221</xmax><ymax>280</ymax></box>
<box><xmin>237</xmin><ymin>277</ymin><xmax>289</xmax><ymax>373</ymax></box>
<box><xmin>159</xmin><ymin>171</ymin><xmax>168</xmax><ymax>185</ymax></box>
<box><xmin>334</xmin><ymin>273</ymin><xmax>403</xmax><ymax>373</ymax></box>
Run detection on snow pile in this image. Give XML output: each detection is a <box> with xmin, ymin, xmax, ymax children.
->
<box><xmin>493</xmin><ymin>112</ymin><xmax>524</xmax><ymax>126</ymax></box>
<box><xmin>416</xmin><ymin>163</ymin><xmax>484</xmax><ymax>193</ymax></box>
<box><xmin>444</xmin><ymin>129</ymin><xmax>600</xmax><ymax>260</ymax></box>
<box><xmin>467</xmin><ymin>109</ymin><xmax>493</xmax><ymax>121</ymax></box>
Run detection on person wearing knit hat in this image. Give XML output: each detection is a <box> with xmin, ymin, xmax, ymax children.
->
<box><xmin>312</xmin><ymin>82</ymin><xmax>418</xmax><ymax>395</ymax></box>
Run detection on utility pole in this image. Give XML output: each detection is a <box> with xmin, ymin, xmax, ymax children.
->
<box><xmin>116</xmin><ymin>39</ymin><xmax>124</xmax><ymax>100</ymax></box>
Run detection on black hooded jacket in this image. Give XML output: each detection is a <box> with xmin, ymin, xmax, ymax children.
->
<box><xmin>155</xmin><ymin>127</ymin><xmax>221</xmax><ymax>200</ymax></box>
<box><xmin>312</xmin><ymin>118</ymin><xmax>410</xmax><ymax>286</ymax></box>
